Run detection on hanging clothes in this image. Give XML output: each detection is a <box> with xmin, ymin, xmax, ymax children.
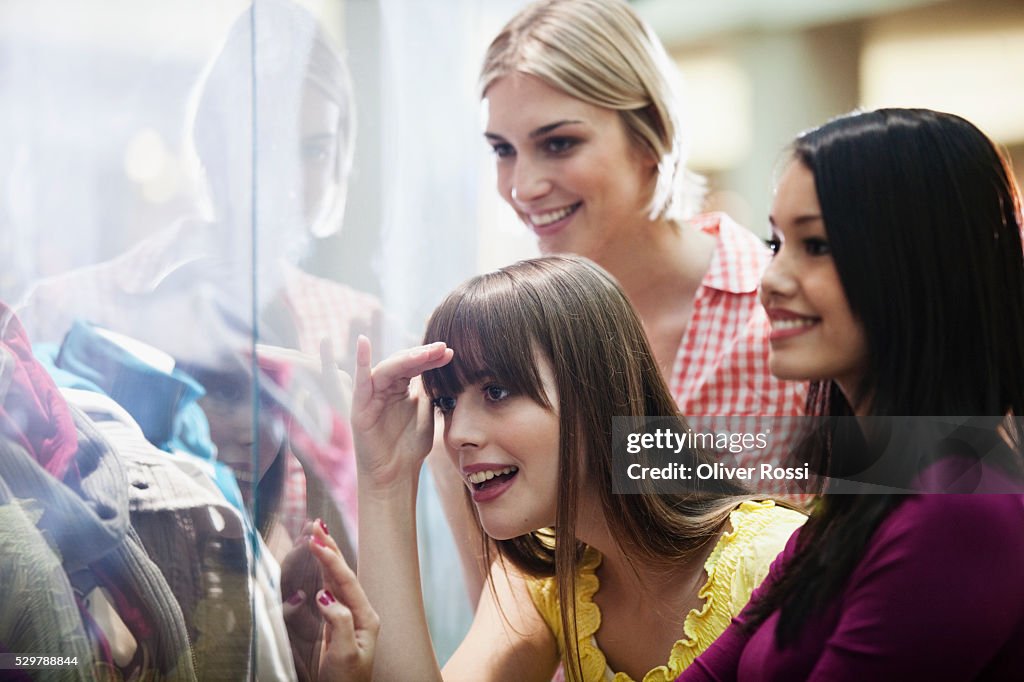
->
<box><xmin>43</xmin><ymin>319</ymin><xmax>215</xmax><ymax>461</ymax></box>
<box><xmin>65</xmin><ymin>387</ymin><xmax>297</xmax><ymax>682</ymax></box>
<box><xmin>0</xmin><ymin>303</ymin><xmax>78</xmax><ymax>480</ymax></box>
<box><xmin>0</xmin><ymin>468</ymin><xmax>94</xmax><ymax>682</ymax></box>
<box><xmin>0</xmin><ymin>413</ymin><xmax>198</xmax><ymax>681</ymax></box>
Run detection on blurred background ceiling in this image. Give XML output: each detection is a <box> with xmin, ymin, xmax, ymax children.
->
<box><xmin>633</xmin><ymin>0</ymin><xmax>945</xmax><ymax>42</ymax></box>
<box><xmin>626</xmin><ymin>0</ymin><xmax>1024</xmax><ymax>232</ymax></box>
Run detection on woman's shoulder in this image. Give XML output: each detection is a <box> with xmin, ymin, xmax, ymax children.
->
<box><xmin>838</xmin><ymin>494</ymin><xmax>1024</xmax><ymax>658</ymax></box>
<box><xmin>711</xmin><ymin>500</ymin><xmax>806</xmax><ymax>592</ymax></box>
<box><xmin>872</xmin><ymin>493</ymin><xmax>1024</xmax><ymax>559</ymax></box>
<box><xmin>674</xmin><ymin>501</ymin><xmax>804</xmax><ymax>668</ymax></box>
<box><xmin>686</xmin><ymin>212</ymin><xmax>771</xmax><ymax>292</ymax></box>
<box><xmin>727</xmin><ymin>500</ymin><xmax>806</xmax><ymax>558</ymax></box>
<box><xmin>522</xmin><ymin>547</ymin><xmax>602</xmax><ymax>648</ymax></box>
<box><xmin>694</xmin><ymin>500</ymin><xmax>805</xmax><ymax>618</ymax></box>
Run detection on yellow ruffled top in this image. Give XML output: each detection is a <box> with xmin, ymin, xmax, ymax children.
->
<box><xmin>525</xmin><ymin>500</ymin><xmax>805</xmax><ymax>682</ymax></box>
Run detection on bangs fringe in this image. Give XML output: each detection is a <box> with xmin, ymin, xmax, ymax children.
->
<box><xmin>421</xmin><ymin>271</ymin><xmax>550</xmax><ymax>408</ymax></box>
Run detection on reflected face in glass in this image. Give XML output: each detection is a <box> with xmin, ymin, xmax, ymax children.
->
<box><xmin>482</xmin><ymin>72</ymin><xmax>656</xmax><ymax>259</ymax></box>
<box><xmin>436</xmin><ymin>353</ymin><xmax>560</xmax><ymax>541</ymax></box>
<box><xmin>760</xmin><ymin>161</ymin><xmax>867</xmax><ymax>398</ymax></box>
<box><xmin>300</xmin><ymin>84</ymin><xmax>345</xmax><ymax>238</ymax></box>
<box><xmin>195</xmin><ymin>369</ymin><xmax>287</xmax><ymax>495</ymax></box>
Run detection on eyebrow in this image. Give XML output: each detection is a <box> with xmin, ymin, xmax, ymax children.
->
<box><xmin>768</xmin><ymin>213</ymin><xmax>823</xmax><ymax>227</ymax></box>
<box><xmin>484</xmin><ymin>119</ymin><xmax>583</xmax><ymax>142</ymax></box>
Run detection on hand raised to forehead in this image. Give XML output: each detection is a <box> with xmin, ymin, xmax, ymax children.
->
<box><xmin>348</xmin><ymin>335</ymin><xmax>453</xmax><ymax>490</ymax></box>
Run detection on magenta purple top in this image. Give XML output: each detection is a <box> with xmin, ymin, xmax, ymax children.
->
<box><xmin>677</xmin><ymin>493</ymin><xmax>1024</xmax><ymax>681</ymax></box>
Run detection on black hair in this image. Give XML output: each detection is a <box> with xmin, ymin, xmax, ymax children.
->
<box><xmin>748</xmin><ymin>108</ymin><xmax>1024</xmax><ymax>644</ymax></box>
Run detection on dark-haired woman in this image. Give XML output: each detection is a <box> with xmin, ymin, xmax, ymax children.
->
<box><xmin>678</xmin><ymin>108</ymin><xmax>1024</xmax><ymax>680</ymax></box>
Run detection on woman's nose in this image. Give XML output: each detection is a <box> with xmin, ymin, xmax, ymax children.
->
<box><xmin>759</xmin><ymin>250</ymin><xmax>797</xmax><ymax>307</ymax></box>
<box><xmin>444</xmin><ymin>403</ymin><xmax>485</xmax><ymax>451</ymax></box>
<box><xmin>509</xmin><ymin>156</ymin><xmax>552</xmax><ymax>206</ymax></box>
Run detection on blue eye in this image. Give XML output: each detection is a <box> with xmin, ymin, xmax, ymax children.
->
<box><xmin>432</xmin><ymin>396</ymin><xmax>457</xmax><ymax>413</ymax></box>
<box><xmin>483</xmin><ymin>385</ymin><xmax>510</xmax><ymax>402</ymax></box>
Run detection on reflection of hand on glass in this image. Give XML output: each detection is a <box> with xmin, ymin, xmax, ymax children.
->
<box><xmin>257</xmin><ymin>341</ymin><xmax>354</xmax><ymax>429</ymax></box>
<box><xmin>279</xmin><ymin>530</ymin><xmax>324</xmax><ymax>682</ymax></box>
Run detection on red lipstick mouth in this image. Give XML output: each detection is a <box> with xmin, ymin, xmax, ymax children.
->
<box><xmin>464</xmin><ymin>465</ymin><xmax>520</xmax><ymax>502</ymax></box>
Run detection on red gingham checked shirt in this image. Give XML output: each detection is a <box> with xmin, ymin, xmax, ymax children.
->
<box><xmin>670</xmin><ymin>213</ymin><xmax>805</xmax><ymax>418</ymax></box>
<box><xmin>671</xmin><ymin>215</ymin><xmax>808</xmax><ymax>498</ymax></box>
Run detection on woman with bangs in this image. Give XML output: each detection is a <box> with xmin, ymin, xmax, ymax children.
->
<box><xmin>304</xmin><ymin>255</ymin><xmax>805</xmax><ymax>682</ymax></box>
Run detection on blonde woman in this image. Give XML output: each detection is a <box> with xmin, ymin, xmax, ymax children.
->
<box><xmin>478</xmin><ymin>0</ymin><xmax>801</xmax><ymax>417</ymax></box>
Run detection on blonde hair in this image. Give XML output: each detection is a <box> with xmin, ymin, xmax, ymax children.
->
<box><xmin>480</xmin><ymin>0</ymin><xmax>704</xmax><ymax>222</ymax></box>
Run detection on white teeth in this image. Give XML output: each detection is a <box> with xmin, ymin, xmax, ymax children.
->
<box><xmin>773</xmin><ymin>318</ymin><xmax>817</xmax><ymax>330</ymax></box>
<box><xmin>530</xmin><ymin>204</ymin><xmax>577</xmax><ymax>227</ymax></box>
<box><xmin>466</xmin><ymin>466</ymin><xmax>519</xmax><ymax>484</ymax></box>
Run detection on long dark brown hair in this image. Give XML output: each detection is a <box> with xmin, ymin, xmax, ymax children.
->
<box><xmin>421</xmin><ymin>256</ymin><xmax>751</xmax><ymax>680</ymax></box>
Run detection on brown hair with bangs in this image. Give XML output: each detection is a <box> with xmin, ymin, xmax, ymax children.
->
<box><xmin>421</xmin><ymin>256</ymin><xmax>751</xmax><ymax>682</ymax></box>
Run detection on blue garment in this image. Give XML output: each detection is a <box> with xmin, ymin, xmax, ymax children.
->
<box><xmin>36</xmin><ymin>320</ymin><xmax>216</xmax><ymax>460</ymax></box>
<box><xmin>36</xmin><ymin>323</ymin><xmax>254</xmax><ymax>549</ymax></box>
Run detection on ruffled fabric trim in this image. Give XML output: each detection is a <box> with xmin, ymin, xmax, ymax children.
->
<box><xmin>524</xmin><ymin>547</ymin><xmax>606</xmax><ymax>681</ymax></box>
<box><xmin>663</xmin><ymin>501</ymin><xmax>777</xmax><ymax>674</ymax></box>
<box><xmin>571</xmin><ymin>548</ymin><xmax>606</xmax><ymax>681</ymax></box>
<box><xmin>526</xmin><ymin>500</ymin><xmax>800</xmax><ymax>682</ymax></box>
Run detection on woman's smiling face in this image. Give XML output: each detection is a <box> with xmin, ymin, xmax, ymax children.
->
<box><xmin>435</xmin><ymin>351</ymin><xmax>561</xmax><ymax>541</ymax></box>
<box><xmin>482</xmin><ymin>72</ymin><xmax>657</xmax><ymax>260</ymax></box>
<box><xmin>760</xmin><ymin>160</ymin><xmax>868</xmax><ymax>400</ymax></box>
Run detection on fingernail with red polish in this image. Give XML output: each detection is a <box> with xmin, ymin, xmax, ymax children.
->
<box><xmin>318</xmin><ymin>590</ymin><xmax>336</xmax><ymax>606</ymax></box>
<box><xmin>318</xmin><ymin>518</ymin><xmax>329</xmax><ymax>535</ymax></box>
<box><xmin>286</xmin><ymin>590</ymin><xmax>305</xmax><ymax>605</ymax></box>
